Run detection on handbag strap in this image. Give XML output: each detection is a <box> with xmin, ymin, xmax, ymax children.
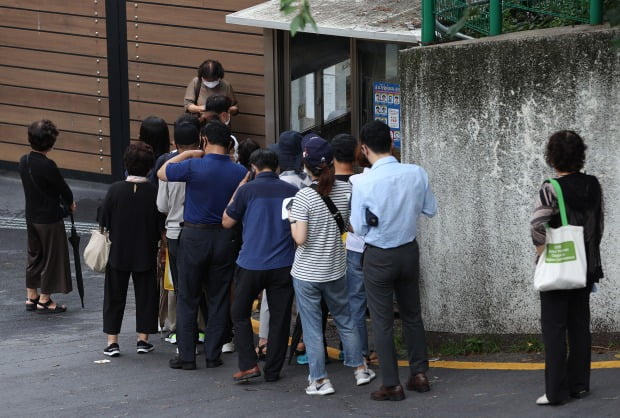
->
<box><xmin>309</xmin><ymin>183</ymin><xmax>346</xmax><ymax>234</ymax></box>
<box><xmin>548</xmin><ymin>178</ymin><xmax>568</xmax><ymax>226</ymax></box>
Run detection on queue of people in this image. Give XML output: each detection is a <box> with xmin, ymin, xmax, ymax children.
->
<box><xmin>17</xmin><ymin>59</ymin><xmax>604</xmax><ymax>405</ymax></box>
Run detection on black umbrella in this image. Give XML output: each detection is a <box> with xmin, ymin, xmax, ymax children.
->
<box><xmin>67</xmin><ymin>213</ymin><xmax>85</xmax><ymax>308</ymax></box>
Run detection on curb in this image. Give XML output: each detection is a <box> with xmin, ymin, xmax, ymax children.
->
<box><xmin>250</xmin><ymin>319</ymin><xmax>620</xmax><ymax>371</ymax></box>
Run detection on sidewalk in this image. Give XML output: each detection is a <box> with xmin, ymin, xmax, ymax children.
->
<box><xmin>0</xmin><ymin>170</ymin><xmax>618</xmax><ymax>417</ymax></box>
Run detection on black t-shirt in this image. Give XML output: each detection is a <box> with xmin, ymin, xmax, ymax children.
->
<box><xmin>335</xmin><ymin>174</ymin><xmax>352</xmax><ymax>182</ymax></box>
<box><xmin>19</xmin><ymin>151</ymin><xmax>73</xmax><ymax>224</ymax></box>
<box><xmin>100</xmin><ymin>181</ymin><xmax>161</xmax><ymax>272</ymax></box>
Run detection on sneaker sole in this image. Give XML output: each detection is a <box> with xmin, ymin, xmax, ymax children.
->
<box><xmin>104</xmin><ymin>351</ymin><xmax>120</xmax><ymax>357</ymax></box>
<box><xmin>356</xmin><ymin>373</ymin><xmax>376</xmax><ymax>386</ymax></box>
<box><xmin>136</xmin><ymin>347</ymin><xmax>154</xmax><ymax>354</ymax></box>
<box><xmin>306</xmin><ymin>388</ymin><xmax>335</xmax><ymax>396</ymax></box>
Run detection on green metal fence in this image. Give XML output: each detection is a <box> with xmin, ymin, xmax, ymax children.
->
<box><xmin>422</xmin><ymin>0</ymin><xmax>603</xmax><ymax>42</ymax></box>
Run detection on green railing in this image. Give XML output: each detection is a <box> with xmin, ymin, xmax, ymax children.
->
<box><xmin>422</xmin><ymin>0</ymin><xmax>603</xmax><ymax>42</ymax></box>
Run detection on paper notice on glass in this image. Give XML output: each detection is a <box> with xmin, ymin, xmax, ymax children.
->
<box><xmin>282</xmin><ymin>198</ymin><xmax>294</xmax><ymax>220</ymax></box>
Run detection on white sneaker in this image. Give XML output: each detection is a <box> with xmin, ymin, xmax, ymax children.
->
<box><xmin>354</xmin><ymin>367</ymin><xmax>376</xmax><ymax>386</ymax></box>
<box><xmin>306</xmin><ymin>378</ymin><xmax>335</xmax><ymax>395</ymax></box>
<box><xmin>222</xmin><ymin>341</ymin><xmax>235</xmax><ymax>353</ymax></box>
<box><xmin>536</xmin><ymin>394</ymin><xmax>551</xmax><ymax>405</ymax></box>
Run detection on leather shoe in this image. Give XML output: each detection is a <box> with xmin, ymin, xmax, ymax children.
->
<box><xmin>233</xmin><ymin>365</ymin><xmax>261</xmax><ymax>382</ymax></box>
<box><xmin>406</xmin><ymin>373</ymin><xmax>430</xmax><ymax>392</ymax></box>
<box><xmin>206</xmin><ymin>358</ymin><xmax>223</xmax><ymax>368</ymax></box>
<box><xmin>169</xmin><ymin>356</ymin><xmax>196</xmax><ymax>370</ymax></box>
<box><xmin>370</xmin><ymin>384</ymin><xmax>405</xmax><ymax>401</ymax></box>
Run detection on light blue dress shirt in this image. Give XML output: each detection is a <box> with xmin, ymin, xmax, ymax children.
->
<box><xmin>350</xmin><ymin>156</ymin><xmax>437</xmax><ymax>249</ymax></box>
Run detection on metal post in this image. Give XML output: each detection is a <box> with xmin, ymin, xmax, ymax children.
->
<box><xmin>105</xmin><ymin>0</ymin><xmax>130</xmax><ymax>181</ymax></box>
<box><xmin>422</xmin><ymin>0</ymin><xmax>435</xmax><ymax>44</ymax></box>
<box><xmin>590</xmin><ymin>0</ymin><xmax>602</xmax><ymax>25</ymax></box>
<box><xmin>489</xmin><ymin>0</ymin><xmax>502</xmax><ymax>36</ymax></box>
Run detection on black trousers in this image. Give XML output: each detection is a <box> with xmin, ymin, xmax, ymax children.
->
<box><xmin>363</xmin><ymin>240</ymin><xmax>428</xmax><ymax>387</ymax></box>
<box><xmin>232</xmin><ymin>266</ymin><xmax>293</xmax><ymax>380</ymax></box>
<box><xmin>167</xmin><ymin>237</ymin><xmax>180</xmax><ymax>291</ymax></box>
<box><xmin>176</xmin><ymin>226</ymin><xmax>239</xmax><ymax>363</ymax></box>
<box><xmin>540</xmin><ymin>286</ymin><xmax>592</xmax><ymax>403</ymax></box>
<box><xmin>103</xmin><ymin>266</ymin><xmax>158</xmax><ymax>335</ymax></box>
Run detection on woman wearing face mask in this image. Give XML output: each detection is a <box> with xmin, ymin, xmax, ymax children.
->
<box><xmin>184</xmin><ymin>59</ymin><xmax>238</xmax><ymax>116</ymax></box>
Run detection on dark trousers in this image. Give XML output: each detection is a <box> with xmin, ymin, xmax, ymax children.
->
<box><xmin>363</xmin><ymin>240</ymin><xmax>428</xmax><ymax>387</ymax></box>
<box><xmin>540</xmin><ymin>286</ymin><xmax>592</xmax><ymax>403</ymax></box>
<box><xmin>176</xmin><ymin>226</ymin><xmax>239</xmax><ymax>363</ymax></box>
<box><xmin>103</xmin><ymin>266</ymin><xmax>158</xmax><ymax>335</ymax></box>
<box><xmin>26</xmin><ymin>221</ymin><xmax>72</xmax><ymax>294</ymax></box>
<box><xmin>232</xmin><ymin>266</ymin><xmax>293</xmax><ymax>379</ymax></box>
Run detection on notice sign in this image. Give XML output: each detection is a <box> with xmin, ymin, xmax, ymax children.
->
<box><xmin>373</xmin><ymin>82</ymin><xmax>401</xmax><ymax>148</ymax></box>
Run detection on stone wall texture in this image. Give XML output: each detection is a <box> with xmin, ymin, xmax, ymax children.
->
<box><xmin>400</xmin><ymin>25</ymin><xmax>619</xmax><ymax>334</ymax></box>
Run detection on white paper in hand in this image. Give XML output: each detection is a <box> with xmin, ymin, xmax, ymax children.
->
<box><xmin>282</xmin><ymin>198</ymin><xmax>294</xmax><ymax>220</ymax></box>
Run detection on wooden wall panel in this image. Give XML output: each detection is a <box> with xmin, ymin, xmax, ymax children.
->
<box><xmin>0</xmin><ymin>27</ymin><xmax>107</xmax><ymax>57</ymax></box>
<box><xmin>0</xmin><ymin>0</ymin><xmax>110</xmax><ymax>176</ymax></box>
<box><xmin>128</xmin><ymin>3</ymin><xmax>262</xmax><ymax>34</ymax></box>
<box><xmin>0</xmin><ymin>47</ymin><xmax>108</xmax><ymax>77</ymax></box>
<box><xmin>2</xmin><ymin>142</ymin><xmax>112</xmax><ymax>175</ymax></box>
<box><xmin>0</xmin><ymin>123</ymin><xmax>111</xmax><ymax>155</ymax></box>
<box><xmin>0</xmin><ymin>67</ymin><xmax>108</xmax><ymax>97</ymax></box>
<box><xmin>129</xmin><ymin>0</ymin><xmax>267</xmax><ymax>147</ymax></box>
<box><xmin>128</xmin><ymin>43</ymin><xmax>263</xmax><ymax>74</ymax></box>
<box><xmin>0</xmin><ymin>86</ymin><xmax>109</xmax><ymax>117</ymax></box>
<box><xmin>0</xmin><ymin>8</ymin><xmax>106</xmax><ymax>37</ymax></box>
<box><xmin>126</xmin><ymin>24</ymin><xmax>262</xmax><ymax>55</ymax></box>
<box><xmin>0</xmin><ymin>104</ymin><xmax>110</xmax><ymax>136</ymax></box>
<box><xmin>0</xmin><ymin>0</ymin><xmax>107</xmax><ymax>17</ymax></box>
<box><xmin>135</xmin><ymin>0</ymin><xmax>262</xmax><ymax>12</ymax></box>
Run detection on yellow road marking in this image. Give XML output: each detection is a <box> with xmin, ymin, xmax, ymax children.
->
<box><xmin>250</xmin><ymin>319</ymin><xmax>620</xmax><ymax>370</ymax></box>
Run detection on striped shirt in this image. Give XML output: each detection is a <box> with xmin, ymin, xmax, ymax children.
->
<box><xmin>290</xmin><ymin>180</ymin><xmax>351</xmax><ymax>282</ymax></box>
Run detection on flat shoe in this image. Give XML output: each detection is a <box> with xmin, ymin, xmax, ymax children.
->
<box><xmin>37</xmin><ymin>299</ymin><xmax>66</xmax><ymax>314</ymax></box>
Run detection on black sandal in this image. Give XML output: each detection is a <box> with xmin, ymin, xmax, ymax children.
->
<box><xmin>26</xmin><ymin>296</ymin><xmax>40</xmax><ymax>312</ymax></box>
<box><xmin>256</xmin><ymin>344</ymin><xmax>267</xmax><ymax>361</ymax></box>
<box><xmin>37</xmin><ymin>299</ymin><xmax>67</xmax><ymax>314</ymax></box>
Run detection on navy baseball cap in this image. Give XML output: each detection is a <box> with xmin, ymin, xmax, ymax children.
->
<box><xmin>303</xmin><ymin>136</ymin><xmax>333</xmax><ymax>171</ymax></box>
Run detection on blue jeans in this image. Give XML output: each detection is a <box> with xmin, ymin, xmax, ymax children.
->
<box><xmin>346</xmin><ymin>250</ymin><xmax>369</xmax><ymax>356</ymax></box>
<box><xmin>293</xmin><ymin>276</ymin><xmax>364</xmax><ymax>382</ymax></box>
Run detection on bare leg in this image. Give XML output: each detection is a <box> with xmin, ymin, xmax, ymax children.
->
<box><xmin>107</xmin><ymin>334</ymin><xmax>119</xmax><ymax>345</ymax></box>
<box><xmin>138</xmin><ymin>333</ymin><xmax>149</xmax><ymax>342</ymax></box>
<box><xmin>38</xmin><ymin>293</ymin><xmax>65</xmax><ymax>309</ymax></box>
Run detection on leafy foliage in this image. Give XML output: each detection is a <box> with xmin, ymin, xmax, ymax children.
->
<box><xmin>280</xmin><ymin>0</ymin><xmax>317</xmax><ymax>36</ymax></box>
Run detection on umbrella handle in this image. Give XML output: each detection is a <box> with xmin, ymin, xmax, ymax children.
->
<box><xmin>69</xmin><ymin>212</ymin><xmax>75</xmax><ymax>226</ymax></box>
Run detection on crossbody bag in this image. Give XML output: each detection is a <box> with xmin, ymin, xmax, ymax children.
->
<box><xmin>309</xmin><ymin>183</ymin><xmax>346</xmax><ymax>235</ymax></box>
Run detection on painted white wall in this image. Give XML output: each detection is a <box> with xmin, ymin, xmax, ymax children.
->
<box><xmin>400</xmin><ymin>26</ymin><xmax>620</xmax><ymax>333</ymax></box>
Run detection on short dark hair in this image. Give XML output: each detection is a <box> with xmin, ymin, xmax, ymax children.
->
<box><xmin>28</xmin><ymin>119</ymin><xmax>58</xmax><ymax>151</ymax></box>
<box><xmin>360</xmin><ymin>120</ymin><xmax>391</xmax><ymax>154</ymax></box>
<box><xmin>238</xmin><ymin>138</ymin><xmax>261</xmax><ymax>169</ymax></box>
<box><xmin>545</xmin><ymin>130</ymin><xmax>587</xmax><ymax>172</ymax></box>
<box><xmin>175</xmin><ymin>113</ymin><xmax>200</xmax><ymax>131</ymax></box>
<box><xmin>201</xmin><ymin>120</ymin><xmax>231</xmax><ymax>148</ymax></box>
<box><xmin>198</xmin><ymin>59</ymin><xmax>225</xmax><ymax>80</ymax></box>
<box><xmin>249</xmin><ymin>148</ymin><xmax>278</xmax><ymax>172</ymax></box>
<box><xmin>331</xmin><ymin>133</ymin><xmax>357</xmax><ymax>163</ymax></box>
<box><xmin>204</xmin><ymin>94</ymin><xmax>232</xmax><ymax>114</ymax></box>
<box><xmin>139</xmin><ymin>116</ymin><xmax>170</xmax><ymax>158</ymax></box>
<box><xmin>124</xmin><ymin>142</ymin><xmax>155</xmax><ymax>177</ymax></box>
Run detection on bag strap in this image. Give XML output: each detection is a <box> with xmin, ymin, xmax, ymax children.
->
<box><xmin>193</xmin><ymin>78</ymin><xmax>201</xmax><ymax>106</ymax></box>
<box><xmin>548</xmin><ymin>178</ymin><xmax>568</xmax><ymax>226</ymax></box>
<box><xmin>309</xmin><ymin>183</ymin><xmax>346</xmax><ymax>234</ymax></box>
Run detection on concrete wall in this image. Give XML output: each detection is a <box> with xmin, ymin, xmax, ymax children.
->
<box><xmin>400</xmin><ymin>26</ymin><xmax>619</xmax><ymax>334</ymax></box>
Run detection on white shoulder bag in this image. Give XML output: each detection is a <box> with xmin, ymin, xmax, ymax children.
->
<box><xmin>533</xmin><ymin>179</ymin><xmax>587</xmax><ymax>291</ymax></box>
<box><xmin>84</xmin><ymin>227</ymin><xmax>111</xmax><ymax>273</ymax></box>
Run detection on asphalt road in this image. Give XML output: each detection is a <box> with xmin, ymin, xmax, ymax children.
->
<box><xmin>0</xmin><ymin>169</ymin><xmax>618</xmax><ymax>417</ymax></box>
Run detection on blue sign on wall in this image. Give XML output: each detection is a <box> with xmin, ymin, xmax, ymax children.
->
<box><xmin>373</xmin><ymin>81</ymin><xmax>401</xmax><ymax>149</ymax></box>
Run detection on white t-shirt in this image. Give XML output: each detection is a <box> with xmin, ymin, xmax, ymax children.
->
<box><xmin>290</xmin><ymin>180</ymin><xmax>351</xmax><ymax>282</ymax></box>
<box><xmin>345</xmin><ymin>171</ymin><xmax>368</xmax><ymax>253</ymax></box>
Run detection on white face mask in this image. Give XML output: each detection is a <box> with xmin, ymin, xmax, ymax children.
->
<box><xmin>203</xmin><ymin>79</ymin><xmax>220</xmax><ymax>89</ymax></box>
